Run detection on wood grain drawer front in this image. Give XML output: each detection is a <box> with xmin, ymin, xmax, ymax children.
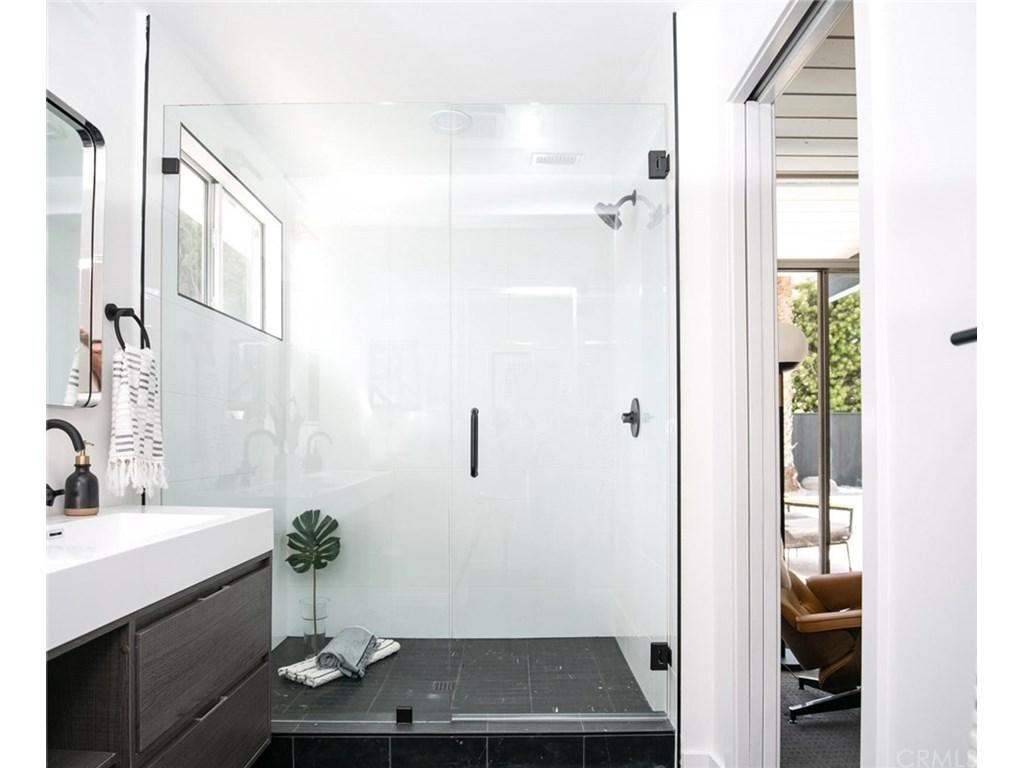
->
<box><xmin>136</xmin><ymin>565</ymin><xmax>270</xmax><ymax>752</ymax></box>
<box><xmin>148</xmin><ymin>661</ymin><xmax>269</xmax><ymax>768</ymax></box>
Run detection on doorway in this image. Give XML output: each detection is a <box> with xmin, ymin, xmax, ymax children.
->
<box><xmin>732</xmin><ymin>1</ymin><xmax>863</xmax><ymax>766</ymax></box>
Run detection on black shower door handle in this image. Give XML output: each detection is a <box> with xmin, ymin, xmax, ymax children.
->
<box><xmin>470</xmin><ymin>408</ymin><xmax>479</xmax><ymax>478</ymax></box>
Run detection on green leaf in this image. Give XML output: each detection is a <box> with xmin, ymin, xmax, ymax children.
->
<box><xmin>285</xmin><ymin>508</ymin><xmax>341</xmax><ymax>576</ymax></box>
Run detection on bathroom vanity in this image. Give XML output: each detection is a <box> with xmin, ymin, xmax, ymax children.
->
<box><xmin>46</xmin><ymin>506</ymin><xmax>273</xmax><ymax>768</ymax></box>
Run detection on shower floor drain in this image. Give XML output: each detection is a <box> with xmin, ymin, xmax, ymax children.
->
<box><xmin>433</xmin><ymin>680</ymin><xmax>455</xmax><ymax>693</ymax></box>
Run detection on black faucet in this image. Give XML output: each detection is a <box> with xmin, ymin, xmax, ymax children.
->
<box><xmin>303</xmin><ymin>431</ymin><xmax>332</xmax><ymax>474</ymax></box>
<box><xmin>46</xmin><ymin>419</ymin><xmax>100</xmax><ymax>515</ymax></box>
<box><xmin>237</xmin><ymin>428</ymin><xmax>279</xmax><ymax>486</ymax></box>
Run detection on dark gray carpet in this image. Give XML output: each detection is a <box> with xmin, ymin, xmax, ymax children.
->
<box><xmin>780</xmin><ymin>673</ymin><xmax>859</xmax><ymax>768</ymax></box>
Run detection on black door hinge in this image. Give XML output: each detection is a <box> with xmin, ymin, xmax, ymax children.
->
<box><xmin>650</xmin><ymin>641</ymin><xmax>672</xmax><ymax>671</ymax></box>
<box><xmin>648</xmin><ymin>150</ymin><xmax>670</xmax><ymax>179</ymax></box>
<box><xmin>161</xmin><ymin>157</ymin><xmax>180</xmax><ymax>175</ymax></box>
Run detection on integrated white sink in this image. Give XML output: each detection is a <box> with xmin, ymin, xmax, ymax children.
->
<box><xmin>46</xmin><ymin>505</ymin><xmax>272</xmax><ymax>652</ymax></box>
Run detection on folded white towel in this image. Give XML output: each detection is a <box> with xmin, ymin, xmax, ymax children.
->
<box><xmin>278</xmin><ymin>638</ymin><xmax>400</xmax><ymax>688</ymax></box>
<box><xmin>108</xmin><ymin>345</ymin><xmax>168</xmax><ymax>495</ymax></box>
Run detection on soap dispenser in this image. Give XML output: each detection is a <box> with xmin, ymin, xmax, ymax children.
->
<box><xmin>46</xmin><ymin>418</ymin><xmax>100</xmax><ymax>516</ymax></box>
<box><xmin>63</xmin><ymin>446</ymin><xmax>100</xmax><ymax>516</ymax></box>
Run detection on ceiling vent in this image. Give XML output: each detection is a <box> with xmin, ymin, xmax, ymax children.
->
<box><xmin>531</xmin><ymin>152</ymin><xmax>582</xmax><ymax>167</ymax></box>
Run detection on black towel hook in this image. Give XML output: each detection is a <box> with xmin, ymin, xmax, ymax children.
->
<box><xmin>104</xmin><ymin>303</ymin><xmax>151</xmax><ymax>350</ymax></box>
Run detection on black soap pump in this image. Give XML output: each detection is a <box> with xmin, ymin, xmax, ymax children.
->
<box><xmin>46</xmin><ymin>418</ymin><xmax>100</xmax><ymax>516</ymax></box>
<box><xmin>64</xmin><ymin>446</ymin><xmax>100</xmax><ymax>516</ymax></box>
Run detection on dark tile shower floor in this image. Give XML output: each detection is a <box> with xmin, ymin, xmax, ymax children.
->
<box><xmin>271</xmin><ymin>636</ymin><xmax>669</xmax><ymax>735</ymax></box>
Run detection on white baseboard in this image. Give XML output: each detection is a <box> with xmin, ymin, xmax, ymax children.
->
<box><xmin>682</xmin><ymin>753</ymin><xmax>722</xmax><ymax>768</ymax></box>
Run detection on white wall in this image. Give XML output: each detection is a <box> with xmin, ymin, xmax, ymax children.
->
<box><xmin>46</xmin><ymin>2</ymin><xmax>145</xmax><ymax>509</ymax></box>
<box><xmin>856</xmin><ymin>2</ymin><xmax>976</xmax><ymax>766</ymax></box>
<box><xmin>672</xmin><ymin>1</ymin><xmax>789</xmax><ymax>765</ymax></box>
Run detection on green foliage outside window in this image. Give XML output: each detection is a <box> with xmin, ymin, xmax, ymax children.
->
<box><xmin>791</xmin><ymin>279</ymin><xmax>861</xmax><ymax>413</ymax></box>
<box><xmin>178</xmin><ymin>214</ymin><xmax>203</xmax><ymax>300</ymax></box>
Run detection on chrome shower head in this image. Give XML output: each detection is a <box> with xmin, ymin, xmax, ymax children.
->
<box><xmin>594</xmin><ymin>203</ymin><xmax>624</xmax><ymax>230</ymax></box>
<box><xmin>594</xmin><ymin>190</ymin><xmax>637</xmax><ymax>230</ymax></box>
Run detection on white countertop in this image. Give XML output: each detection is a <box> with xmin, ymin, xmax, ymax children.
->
<box><xmin>46</xmin><ymin>505</ymin><xmax>272</xmax><ymax>652</ymax></box>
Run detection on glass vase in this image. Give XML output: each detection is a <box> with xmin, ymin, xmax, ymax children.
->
<box><xmin>300</xmin><ymin>597</ymin><xmax>329</xmax><ymax>656</ymax></box>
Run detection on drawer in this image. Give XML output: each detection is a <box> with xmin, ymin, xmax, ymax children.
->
<box><xmin>148</xmin><ymin>662</ymin><xmax>269</xmax><ymax>768</ymax></box>
<box><xmin>136</xmin><ymin>565</ymin><xmax>270</xmax><ymax>752</ymax></box>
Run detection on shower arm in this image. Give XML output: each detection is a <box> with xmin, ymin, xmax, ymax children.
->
<box><xmin>614</xmin><ymin>191</ymin><xmax>638</xmax><ymax>209</ymax></box>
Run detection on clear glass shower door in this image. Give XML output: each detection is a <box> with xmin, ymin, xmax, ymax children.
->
<box><xmin>160</xmin><ymin>101</ymin><xmax>675</xmax><ymax>728</ymax></box>
<box><xmin>448</xmin><ymin>104</ymin><xmax>674</xmax><ymax>719</ymax></box>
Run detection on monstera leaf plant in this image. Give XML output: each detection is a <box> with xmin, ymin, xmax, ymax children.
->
<box><xmin>286</xmin><ymin>509</ymin><xmax>341</xmax><ymax>651</ymax></box>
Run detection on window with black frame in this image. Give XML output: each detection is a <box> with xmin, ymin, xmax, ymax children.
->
<box><xmin>176</xmin><ymin>127</ymin><xmax>283</xmax><ymax>338</ymax></box>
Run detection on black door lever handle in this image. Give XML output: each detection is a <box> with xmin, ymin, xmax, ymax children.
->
<box><xmin>470</xmin><ymin>408</ymin><xmax>479</xmax><ymax>477</ymax></box>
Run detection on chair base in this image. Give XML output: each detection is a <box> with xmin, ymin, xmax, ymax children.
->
<box><xmin>796</xmin><ymin>673</ymin><xmax>822</xmax><ymax>691</ymax></box>
<box><xmin>788</xmin><ymin>687</ymin><xmax>860</xmax><ymax>723</ymax></box>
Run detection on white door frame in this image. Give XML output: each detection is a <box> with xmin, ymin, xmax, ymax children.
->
<box><xmin>728</xmin><ymin>2</ymin><xmax>854</xmax><ymax>766</ymax></box>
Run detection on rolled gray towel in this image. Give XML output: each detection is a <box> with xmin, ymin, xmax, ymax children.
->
<box><xmin>316</xmin><ymin>626</ymin><xmax>376</xmax><ymax>678</ymax></box>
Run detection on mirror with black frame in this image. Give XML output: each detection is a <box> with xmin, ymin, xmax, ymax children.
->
<box><xmin>46</xmin><ymin>92</ymin><xmax>104</xmax><ymax>407</ymax></box>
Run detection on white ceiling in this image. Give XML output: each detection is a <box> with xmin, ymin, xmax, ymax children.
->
<box><xmin>774</xmin><ymin>6</ymin><xmax>858</xmax><ymax>262</ymax></box>
<box><xmin>776</xmin><ymin>179</ymin><xmax>859</xmax><ymax>262</ymax></box>
<box><xmin>775</xmin><ymin>5</ymin><xmax>858</xmax><ymax>177</ymax></box>
<box><xmin>149</xmin><ymin>1</ymin><xmax>675</xmax><ymax>106</ymax></box>
<box><xmin>149</xmin><ymin>2</ymin><xmax>674</xmax><ymax>230</ymax></box>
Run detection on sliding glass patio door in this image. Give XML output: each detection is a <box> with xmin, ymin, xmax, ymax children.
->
<box><xmin>777</xmin><ymin>267</ymin><xmax>862</xmax><ymax>576</ymax></box>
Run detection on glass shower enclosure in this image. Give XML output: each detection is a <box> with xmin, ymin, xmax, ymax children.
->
<box><xmin>159</xmin><ymin>102</ymin><xmax>677</xmax><ymax>726</ymax></box>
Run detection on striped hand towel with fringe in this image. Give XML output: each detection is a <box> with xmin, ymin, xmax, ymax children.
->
<box><xmin>108</xmin><ymin>344</ymin><xmax>167</xmax><ymax>495</ymax></box>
